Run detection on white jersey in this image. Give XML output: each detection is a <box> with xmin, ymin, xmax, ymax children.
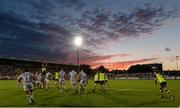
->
<box><xmin>59</xmin><ymin>71</ymin><xmax>66</xmax><ymax>80</ymax></box>
<box><xmin>79</xmin><ymin>71</ymin><xmax>87</xmax><ymax>81</ymax></box>
<box><xmin>37</xmin><ymin>74</ymin><xmax>42</xmax><ymax>82</ymax></box>
<box><xmin>35</xmin><ymin>72</ymin><xmax>39</xmax><ymax>78</ymax></box>
<box><xmin>45</xmin><ymin>72</ymin><xmax>51</xmax><ymax>80</ymax></box>
<box><xmin>69</xmin><ymin>70</ymin><xmax>77</xmax><ymax>83</ymax></box>
<box><xmin>79</xmin><ymin>71</ymin><xmax>87</xmax><ymax>85</ymax></box>
<box><xmin>18</xmin><ymin>72</ymin><xmax>33</xmax><ymax>85</ymax></box>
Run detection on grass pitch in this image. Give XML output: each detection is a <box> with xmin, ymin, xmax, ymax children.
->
<box><xmin>0</xmin><ymin>80</ymin><xmax>179</xmax><ymax>107</ymax></box>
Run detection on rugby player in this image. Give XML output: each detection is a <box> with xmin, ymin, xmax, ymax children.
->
<box><xmin>41</xmin><ymin>61</ymin><xmax>47</xmax><ymax>88</ymax></box>
<box><xmin>68</xmin><ymin>69</ymin><xmax>78</xmax><ymax>93</ymax></box>
<box><xmin>55</xmin><ymin>71</ymin><xmax>59</xmax><ymax>88</ymax></box>
<box><xmin>152</xmin><ymin>67</ymin><xmax>175</xmax><ymax>100</ymax></box>
<box><xmin>17</xmin><ymin>69</ymin><xmax>35</xmax><ymax>105</ymax></box>
<box><xmin>93</xmin><ymin>71</ymin><xmax>106</xmax><ymax>92</ymax></box>
<box><xmin>78</xmin><ymin>70</ymin><xmax>88</xmax><ymax>94</ymax></box>
<box><xmin>45</xmin><ymin>71</ymin><xmax>51</xmax><ymax>91</ymax></box>
<box><xmin>36</xmin><ymin>73</ymin><xmax>43</xmax><ymax>88</ymax></box>
<box><xmin>58</xmin><ymin>69</ymin><xmax>67</xmax><ymax>92</ymax></box>
<box><xmin>16</xmin><ymin>68</ymin><xmax>22</xmax><ymax>88</ymax></box>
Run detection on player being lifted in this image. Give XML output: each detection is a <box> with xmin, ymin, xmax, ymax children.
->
<box><xmin>68</xmin><ymin>69</ymin><xmax>78</xmax><ymax>93</ymax></box>
<box><xmin>58</xmin><ymin>69</ymin><xmax>68</xmax><ymax>92</ymax></box>
<box><xmin>45</xmin><ymin>71</ymin><xmax>51</xmax><ymax>91</ymax></box>
<box><xmin>17</xmin><ymin>69</ymin><xmax>35</xmax><ymax>105</ymax></box>
<box><xmin>78</xmin><ymin>70</ymin><xmax>88</xmax><ymax>94</ymax></box>
<box><xmin>152</xmin><ymin>67</ymin><xmax>175</xmax><ymax>100</ymax></box>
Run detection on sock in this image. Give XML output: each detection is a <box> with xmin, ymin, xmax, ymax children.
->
<box><xmin>165</xmin><ymin>89</ymin><xmax>174</xmax><ymax>97</ymax></box>
<box><xmin>75</xmin><ymin>85</ymin><xmax>78</xmax><ymax>92</ymax></box>
<box><xmin>93</xmin><ymin>84</ymin><xmax>97</xmax><ymax>90</ymax></box>
<box><xmin>84</xmin><ymin>86</ymin><xmax>87</xmax><ymax>93</ymax></box>
<box><xmin>26</xmin><ymin>95</ymin><xmax>32</xmax><ymax>103</ymax></box>
<box><xmin>82</xmin><ymin>85</ymin><xmax>84</xmax><ymax>91</ymax></box>
<box><xmin>160</xmin><ymin>90</ymin><xmax>163</xmax><ymax>97</ymax></box>
<box><xmin>63</xmin><ymin>85</ymin><xmax>67</xmax><ymax>90</ymax></box>
<box><xmin>30</xmin><ymin>95</ymin><xmax>33</xmax><ymax>99</ymax></box>
<box><xmin>72</xmin><ymin>85</ymin><xmax>75</xmax><ymax>92</ymax></box>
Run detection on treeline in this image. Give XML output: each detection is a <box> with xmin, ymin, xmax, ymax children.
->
<box><xmin>0</xmin><ymin>58</ymin><xmax>167</xmax><ymax>76</ymax></box>
<box><xmin>0</xmin><ymin>58</ymin><xmax>96</xmax><ymax>77</ymax></box>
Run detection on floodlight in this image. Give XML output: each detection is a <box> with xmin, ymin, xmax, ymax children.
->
<box><xmin>74</xmin><ymin>36</ymin><xmax>82</xmax><ymax>47</ymax></box>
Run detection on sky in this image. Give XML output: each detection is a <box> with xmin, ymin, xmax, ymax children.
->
<box><xmin>0</xmin><ymin>0</ymin><xmax>180</xmax><ymax>70</ymax></box>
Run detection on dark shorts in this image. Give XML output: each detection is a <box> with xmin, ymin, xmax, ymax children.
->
<box><xmin>95</xmin><ymin>80</ymin><xmax>106</xmax><ymax>85</ymax></box>
<box><xmin>94</xmin><ymin>81</ymin><xmax>99</xmax><ymax>83</ymax></box>
<box><xmin>99</xmin><ymin>81</ymin><xmax>105</xmax><ymax>85</ymax></box>
<box><xmin>160</xmin><ymin>82</ymin><xmax>167</xmax><ymax>89</ymax></box>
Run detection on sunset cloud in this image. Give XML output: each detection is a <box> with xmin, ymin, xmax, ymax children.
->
<box><xmin>0</xmin><ymin>0</ymin><xmax>179</xmax><ymax>69</ymax></box>
<box><xmin>90</xmin><ymin>58</ymin><xmax>158</xmax><ymax>70</ymax></box>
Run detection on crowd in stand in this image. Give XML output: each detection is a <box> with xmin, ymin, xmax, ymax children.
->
<box><xmin>0</xmin><ymin>64</ymin><xmax>180</xmax><ymax>80</ymax></box>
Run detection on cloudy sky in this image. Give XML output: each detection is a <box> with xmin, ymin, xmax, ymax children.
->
<box><xmin>0</xmin><ymin>0</ymin><xmax>180</xmax><ymax>70</ymax></box>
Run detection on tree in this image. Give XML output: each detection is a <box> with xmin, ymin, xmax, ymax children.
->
<box><xmin>80</xmin><ymin>64</ymin><xmax>94</xmax><ymax>77</ymax></box>
<box><xmin>95</xmin><ymin>65</ymin><xmax>109</xmax><ymax>73</ymax></box>
<box><xmin>128</xmin><ymin>64</ymin><xmax>152</xmax><ymax>73</ymax></box>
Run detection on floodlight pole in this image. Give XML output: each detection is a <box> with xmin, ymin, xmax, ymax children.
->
<box><xmin>77</xmin><ymin>47</ymin><xmax>80</xmax><ymax>73</ymax></box>
<box><xmin>74</xmin><ymin>36</ymin><xmax>82</xmax><ymax>73</ymax></box>
<box><xmin>176</xmin><ymin>56</ymin><xmax>179</xmax><ymax>76</ymax></box>
<box><xmin>108</xmin><ymin>55</ymin><xmax>110</xmax><ymax>71</ymax></box>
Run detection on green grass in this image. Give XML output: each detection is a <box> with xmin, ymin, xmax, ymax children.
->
<box><xmin>0</xmin><ymin>80</ymin><xmax>179</xmax><ymax>107</ymax></box>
